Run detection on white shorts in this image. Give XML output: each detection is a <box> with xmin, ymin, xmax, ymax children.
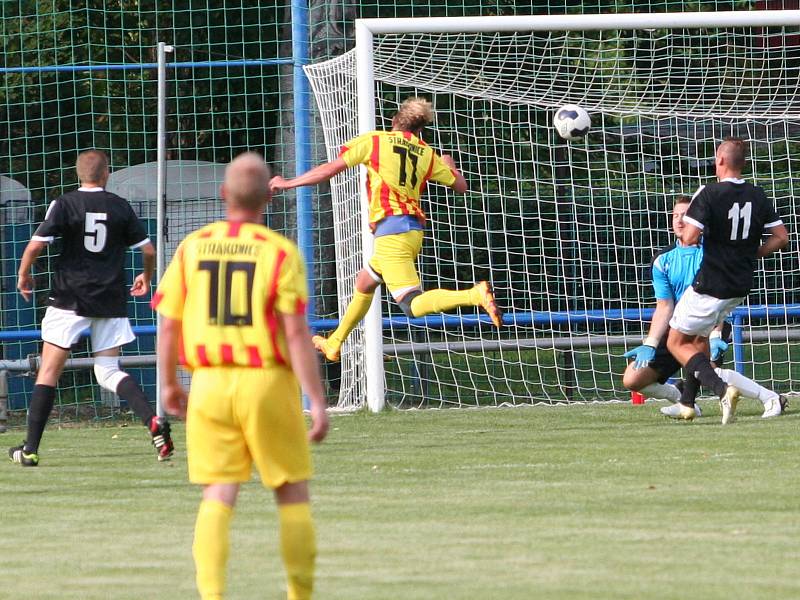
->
<box><xmin>669</xmin><ymin>286</ymin><xmax>742</xmax><ymax>337</ymax></box>
<box><xmin>41</xmin><ymin>306</ymin><xmax>136</xmax><ymax>352</ymax></box>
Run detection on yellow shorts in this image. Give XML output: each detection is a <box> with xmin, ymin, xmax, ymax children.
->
<box><xmin>368</xmin><ymin>230</ymin><xmax>424</xmax><ymax>299</ymax></box>
<box><xmin>186</xmin><ymin>366</ymin><xmax>312</xmax><ymax>488</ymax></box>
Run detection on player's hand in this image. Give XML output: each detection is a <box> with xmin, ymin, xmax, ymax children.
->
<box><xmin>162</xmin><ymin>382</ymin><xmax>188</xmax><ymax>419</ymax></box>
<box><xmin>307</xmin><ymin>401</ymin><xmax>329</xmax><ymax>443</ymax></box>
<box><xmin>623</xmin><ymin>344</ymin><xmax>656</xmax><ymax>369</ymax></box>
<box><xmin>270</xmin><ymin>175</ymin><xmax>288</xmax><ymax>193</ymax></box>
<box><xmin>17</xmin><ymin>273</ymin><xmax>34</xmax><ymax>302</ymax></box>
<box><xmin>440</xmin><ymin>154</ymin><xmax>456</xmax><ymax>169</ymax></box>
<box><xmin>710</xmin><ymin>337</ymin><xmax>729</xmax><ymax>362</ymax></box>
<box><xmin>130</xmin><ymin>273</ymin><xmax>150</xmax><ymax>297</ymax></box>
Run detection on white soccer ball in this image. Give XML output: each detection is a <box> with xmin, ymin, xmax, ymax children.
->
<box><xmin>553</xmin><ymin>104</ymin><xmax>591</xmax><ymax>140</ymax></box>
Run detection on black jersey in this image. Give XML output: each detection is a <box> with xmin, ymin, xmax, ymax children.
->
<box><xmin>683</xmin><ymin>179</ymin><xmax>782</xmax><ymax>299</ymax></box>
<box><xmin>32</xmin><ymin>187</ymin><xmax>149</xmax><ymax>317</ymax></box>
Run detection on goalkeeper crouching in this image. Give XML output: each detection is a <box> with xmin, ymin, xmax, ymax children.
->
<box><xmin>270</xmin><ymin>96</ymin><xmax>503</xmax><ymax>362</ymax></box>
<box><xmin>622</xmin><ymin>195</ymin><xmax>786</xmax><ymax>419</ymax></box>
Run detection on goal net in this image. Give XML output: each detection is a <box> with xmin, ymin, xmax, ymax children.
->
<box><xmin>305</xmin><ymin>12</ymin><xmax>800</xmax><ymax>410</ymax></box>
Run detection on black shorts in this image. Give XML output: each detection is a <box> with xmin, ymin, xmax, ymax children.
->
<box><xmin>649</xmin><ymin>322</ymin><xmax>732</xmax><ymax>384</ymax></box>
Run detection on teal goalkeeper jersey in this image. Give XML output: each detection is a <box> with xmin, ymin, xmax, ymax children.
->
<box><xmin>651</xmin><ymin>242</ymin><xmax>703</xmax><ymax>303</ymax></box>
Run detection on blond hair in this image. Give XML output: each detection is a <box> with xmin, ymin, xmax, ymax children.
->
<box><xmin>223</xmin><ymin>152</ymin><xmax>272</xmax><ymax>210</ymax></box>
<box><xmin>392</xmin><ymin>97</ymin><xmax>434</xmax><ymax>133</ymax></box>
<box><xmin>76</xmin><ymin>149</ymin><xmax>109</xmax><ymax>184</ymax></box>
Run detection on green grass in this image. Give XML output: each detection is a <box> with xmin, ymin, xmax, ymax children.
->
<box><xmin>2</xmin><ymin>401</ymin><xmax>800</xmax><ymax>599</ymax></box>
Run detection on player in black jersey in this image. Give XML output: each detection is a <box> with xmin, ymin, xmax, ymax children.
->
<box><xmin>666</xmin><ymin>138</ymin><xmax>789</xmax><ymax>424</ymax></box>
<box><xmin>9</xmin><ymin>150</ymin><xmax>173</xmax><ymax>466</ymax></box>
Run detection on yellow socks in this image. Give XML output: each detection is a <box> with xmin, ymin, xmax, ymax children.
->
<box><xmin>328</xmin><ymin>290</ymin><xmax>373</xmax><ymax>347</ymax></box>
<box><xmin>193</xmin><ymin>499</ymin><xmax>233</xmax><ymax>600</ymax></box>
<box><xmin>410</xmin><ymin>287</ymin><xmax>478</xmax><ymax>317</ymax></box>
<box><xmin>279</xmin><ymin>502</ymin><xmax>317</xmax><ymax>600</ymax></box>
<box><xmin>192</xmin><ymin>499</ymin><xmax>316</xmax><ymax>599</ymax></box>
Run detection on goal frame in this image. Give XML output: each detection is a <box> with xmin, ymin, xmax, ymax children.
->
<box><xmin>353</xmin><ymin>10</ymin><xmax>800</xmax><ymax>412</ymax></box>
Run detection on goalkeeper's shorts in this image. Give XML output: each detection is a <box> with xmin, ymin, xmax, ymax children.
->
<box><xmin>186</xmin><ymin>366</ymin><xmax>312</xmax><ymax>488</ymax></box>
<box><xmin>367</xmin><ymin>229</ymin><xmax>424</xmax><ymax>300</ymax></box>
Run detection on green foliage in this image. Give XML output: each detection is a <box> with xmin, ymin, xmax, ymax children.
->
<box><xmin>0</xmin><ymin>1</ymin><xmax>290</xmax><ymax>202</ymax></box>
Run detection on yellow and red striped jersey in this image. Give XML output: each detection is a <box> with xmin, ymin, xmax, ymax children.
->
<box><xmin>151</xmin><ymin>220</ymin><xmax>307</xmax><ymax>370</ymax></box>
<box><xmin>339</xmin><ymin>130</ymin><xmax>457</xmax><ymax>226</ymax></box>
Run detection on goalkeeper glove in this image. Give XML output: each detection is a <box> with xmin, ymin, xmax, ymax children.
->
<box><xmin>623</xmin><ymin>343</ymin><xmax>656</xmax><ymax>370</ymax></box>
<box><xmin>710</xmin><ymin>332</ymin><xmax>729</xmax><ymax>362</ymax></box>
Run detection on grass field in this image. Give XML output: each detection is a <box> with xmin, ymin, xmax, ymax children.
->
<box><xmin>2</xmin><ymin>400</ymin><xmax>799</xmax><ymax>599</ymax></box>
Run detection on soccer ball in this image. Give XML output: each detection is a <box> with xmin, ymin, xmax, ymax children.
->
<box><xmin>553</xmin><ymin>104</ymin><xmax>591</xmax><ymax>140</ymax></box>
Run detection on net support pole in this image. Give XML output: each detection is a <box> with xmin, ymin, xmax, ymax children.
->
<box><xmin>291</xmin><ymin>0</ymin><xmax>315</xmax><ymax>316</ymax></box>
<box><xmin>355</xmin><ymin>21</ymin><xmax>385</xmax><ymax>412</ymax></box>
<box><xmin>155</xmin><ymin>42</ymin><xmax>174</xmax><ymax>417</ymax></box>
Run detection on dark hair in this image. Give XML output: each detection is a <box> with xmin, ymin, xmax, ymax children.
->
<box><xmin>674</xmin><ymin>195</ymin><xmax>691</xmax><ymax>206</ymax></box>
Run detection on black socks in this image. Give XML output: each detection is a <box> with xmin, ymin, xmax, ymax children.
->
<box><xmin>685</xmin><ymin>352</ymin><xmax>727</xmax><ymax>399</ymax></box>
<box><xmin>116</xmin><ymin>376</ymin><xmax>156</xmax><ymax>426</ymax></box>
<box><xmin>25</xmin><ymin>384</ymin><xmax>56</xmax><ymax>453</ymax></box>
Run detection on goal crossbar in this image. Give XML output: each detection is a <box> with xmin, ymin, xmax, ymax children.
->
<box><xmin>357</xmin><ymin>10</ymin><xmax>800</xmax><ymax>34</ymax></box>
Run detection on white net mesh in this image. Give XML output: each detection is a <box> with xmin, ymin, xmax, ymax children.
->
<box><xmin>306</xmin><ymin>24</ymin><xmax>800</xmax><ymax>410</ymax></box>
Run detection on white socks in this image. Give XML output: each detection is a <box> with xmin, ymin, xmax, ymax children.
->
<box><xmin>715</xmin><ymin>368</ymin><xmax>777</xmax><ymax>406</ymax></box>
<box><xmin>639</xmin><ymin>382</ymin><xmax>681</xmax><ymax>403</ymax></box>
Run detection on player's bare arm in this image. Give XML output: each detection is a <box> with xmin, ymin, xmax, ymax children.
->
<box><xmin>130</xmin><ymin>241</ymin><xmax>156</xmax><ymax>297</ymax></box>
<box><xmin>270</xmin><ymin>157</ymin><xmax>349</xmax><ymax>193</ymax></box>
<box><xmin>16</xmin><ymin>239</ymin><xmax>48</xmax><ymax>302</ymax></box>
<box><xmin>278</xmin><ymin>312</ymin><xmax>329</xmax><ymax>443</ymax></box>
<box><xmin>623</xmin><ymin>297</ymin><xmax>675</xmax><ymax>369</ymax></box>
<box><xmin>757</xmin><ymin>223</ymin><xmax>789</xmax><ymax>258</ymax></box>
<box><xmin>646</xmin><ymin>298</ymin><xmax>675</xmax><ymax>345</ymax></box>
<box><xmin>440</xmin><ymin>154</ymin><xmax>468</xmax><ymax>193</ymax></box>
<box><xmin>156</xmin><ymin>315</ymin><xmax>188</xmax><ymax>418</ymax></box>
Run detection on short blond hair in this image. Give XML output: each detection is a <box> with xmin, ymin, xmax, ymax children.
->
<box><xmin>223</xmin><ymin>152</ymin><xmax>272</xmax><ymax>210</ymax></box>
<box><xmin>76</xmin><ymin>149</ymin><xmax>109</xmax><ymax>184</ymax></box>
<box><xmin>392</xmin><ymin>97</ymin><xmax>434</xmax><ymax>133</ymax></box>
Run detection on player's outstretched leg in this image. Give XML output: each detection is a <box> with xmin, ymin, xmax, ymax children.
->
<box><xmin>408</xmin><ymin>281</ymin><xmax>503</xmax><ymax>328</ymax></box>
<box><xmin>714</xmin><ymin>367</ymin><xmax>785</xmax><ymax>419</ymax></box>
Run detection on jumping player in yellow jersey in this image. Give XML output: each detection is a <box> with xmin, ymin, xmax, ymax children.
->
<box><xmin>153</xmin><ymin>153</ymin><xmax>328</xmax><ymax>600</ymax></box>
<box><xmin>270</xmin><ymin>96</ymin><xmax>503</xmax><ymax>362</ymax></box>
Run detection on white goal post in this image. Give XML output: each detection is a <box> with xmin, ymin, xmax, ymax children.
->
<box><xmin>307</xmin><ymin>10</ymin><xmax>800</xmax><ymax>412</ymax></box>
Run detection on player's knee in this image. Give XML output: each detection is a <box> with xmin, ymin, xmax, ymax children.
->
<box><xmin>397</xmin><ymin>290</ymin><xmax>422</xmax><ymax>318</ymax></box>
<box><xmin>621</xmin><ymin>364</ymin><xmax>652</xmax><ymax>391</ymax></box>
<box><xmin>356</xmin><ymin>266</ymin><xmax>382</xmax><ymax>293</ymax></box>
<box><xmin>93</xmin><ymin>356</ymin><xmax>129</xmax><ymax>393</ymax></box>
<box><xmin>621</xmin><ymin>369</ymin><xmax>639</xmax><ymax>391</ymax></box>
